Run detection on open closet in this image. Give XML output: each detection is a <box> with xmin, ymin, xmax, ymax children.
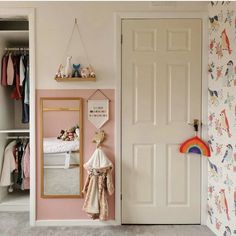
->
<box><xmin>0</xmin><ymin>17</ymin><xmax>30</xmax><ymax>211</ymax></box>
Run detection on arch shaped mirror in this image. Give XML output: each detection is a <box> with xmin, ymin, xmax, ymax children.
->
<box><xmin>40</xmin><ymin>97</ymin><xmax>83</xmax><ymax>198</ymax></box>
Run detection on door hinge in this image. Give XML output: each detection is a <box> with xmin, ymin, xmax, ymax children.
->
<box><xmin>120</xmin><ymin>194</ymin><xmax>122</xmax><ymax>200</ymax></box>
<box><xmin>121</xmin><ymin>34</ymin><xmax>123</xmax><ymax>44</ymax></box>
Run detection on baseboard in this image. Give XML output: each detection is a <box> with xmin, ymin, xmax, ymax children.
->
<box><xmin>0</xmin><ymin>204</ymin><xmax>29</xmax><ymax>212</ymax></box>
<box><xmin>35</xmin><ymin>219</ymin><xmax>120</xmax><ymax>226</ymax></box>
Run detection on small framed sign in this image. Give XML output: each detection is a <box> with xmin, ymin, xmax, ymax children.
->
<box><xmin>88</xmin><ymin>99</ymin><xmax>109</xmax><ymax>129</ymax></box>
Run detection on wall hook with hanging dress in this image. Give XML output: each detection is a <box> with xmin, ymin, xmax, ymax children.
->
<box><xmin>82</xmin><ymin>145</ymin><xmax>114</xmax><ymax>220</ymax></box>
<box><xmin>179</xmin><ymin>119</ymin><xmax>211</xmax><ymax>157</ymax></box>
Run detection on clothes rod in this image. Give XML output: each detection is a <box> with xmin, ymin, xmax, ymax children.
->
<box><xmin>7</xmin><ymin>136</ymin><xmax>29</xmax><ymax>139</ymax></box>
<box><xmin>5</xmin><ymin>47</ymin><xmax>29</xmax><ymax>51</ymax></box>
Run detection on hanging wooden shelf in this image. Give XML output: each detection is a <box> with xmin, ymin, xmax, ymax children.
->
<box><xmin>55</xmin><ymin>76</ymin><xmax>96</xmax><ymax>82</ymax></box>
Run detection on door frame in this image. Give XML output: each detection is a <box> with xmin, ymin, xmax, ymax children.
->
<box><xmin>0</xmin><ymin>8</ymin><xmax>36</xmax><ymax>226</ymax></box>
<box><xmin>115</xmin><ymin>11</ymin><xmax>208</xmax><ymax>225</ymax></box>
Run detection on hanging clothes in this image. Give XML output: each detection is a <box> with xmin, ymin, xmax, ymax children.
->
<box><xmin>82</xmin><ymin>148</ymin><xmax>114</xmax><ymax>221</ymax></box>
<box><xmin>11</xmin><ymin>54</ymin><xmax>21</xmax><ymax>100</ymax></box>
<box><xmin>0</xmin><ymin>139</ymin><xmax>30</xmax><ymax>191</ymax></box>
<box><xmin>0</xmin><ymin>141</ymin><xmax>17</xmax><ymax>186</ymax></box>
<box><xmin>23</xmin><ymin>143</ymin><xmax>30</xmax><ymax>190</ymax></box>
<box><xmin>1</xmin><ymin>53</ymin><xmax>8</xmax><ymax>86</ymax></box>
<box><xmin>22</xmin><ymin>54</ymin><xmax>29</xmax><ymax>123</ymax></box>
<box><xmin>6</xmin><ymin>53</ymin><xmax>14</xmax><ymax>86</ymax></box>
<box><xmin>19</xmin><ymin>55</ymin><xmax>25</xmax><ymax>86</ymax></box>
<box><xmin>0</xmin><ymin>49</ymin><xmax>30</xmax><ymax>123</ymax></box>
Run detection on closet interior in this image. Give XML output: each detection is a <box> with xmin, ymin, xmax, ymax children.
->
<box><xmin>0</xmin><ymin>18</ymin><xmax>30</xmax><ymax>211</ymax></box>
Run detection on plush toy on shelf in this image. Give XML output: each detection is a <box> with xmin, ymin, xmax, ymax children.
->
<box><xmin>64</xmin><ymin>56</ymin><xmax>72</xmax><ymax>77</ymax></box>
<box><xmin>80</xmin><ymin>66</ymin><xmax>90</xmax><ymax>78</ymax></box>
<box><xmin>72</xmin><ymin>64</ymin><xmax>81</xmax><ymax>77</ymax></box>
<box><xmin>55</xmin><ymin>64</ymin><xmax>65</xmax><ymax>78</ymax></box>
<box><xmin>89</xmin><ymin>64</ymin><xmax>96</xmax><ymax>78</ymax></box>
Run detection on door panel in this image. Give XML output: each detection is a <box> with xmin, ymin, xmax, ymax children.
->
<box><xmin>122</xmin><ymin>19</ymin><xmax>202</xmax><ymax>224</ymax></box>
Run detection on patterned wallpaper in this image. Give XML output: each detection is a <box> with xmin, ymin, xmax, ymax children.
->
<box><xmin>208</xmin><ymin>2</ymin><xmax>236</xmax><ymax>236</ymax></box>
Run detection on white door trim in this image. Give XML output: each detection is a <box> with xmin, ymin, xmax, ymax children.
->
<box><xmin>0</xmin><ymin>8</ymin><xmax>36</xmax><ymax>226</ymax></box>
<box><xmin>114</xmin><ymin>11</ymin><xmax>208</xmax><ymax>225</ymax></box>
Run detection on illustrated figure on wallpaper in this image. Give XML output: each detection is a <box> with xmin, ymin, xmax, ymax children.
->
<box><xmin>208</xmin><ymin>205</ymin><xmax>214</xmax><ymax>224</ymax></box>
<box><xmin>223</xmin><ymin>226</ymin><xmax>232</xmax><ymax>236</ymax></box>
<box><xmin>224</xmin><ymin>60</ymin><xmax>234</xmax><ymax>87</ymax></box>
<box><xmin>65</xmin><ymin>56</ymin><xmax>72</xmax><ymax>77</ymax></box>
<box><xmin>220</xmin><ymin>109</ymin><xmax>231</xmax><ymax>138</ymax></box>
<box><xmin>221</xmin><ymin>29</ymin><xmax>232</xmax><ymax>54</ymax></box>
<box><xmin>216</xmin><ymin>143</ymin><xmax>223</xmax><ymax>156</ymax></box>
<box><xmin>209</xmin><ymin>15</ymin><xmax>220</xmax><ymax>32</ymax></box>
<box><xmin>209</xmin><ymin>39</ymin><xmax>215</xmax><ymax>54</ymax></box>
<box><xmin>215</xmin><ymin>118</ymin><xmax>223</xmax><ymax>136</ymax></box>
<box><xmin>215</xmin><ymin>43</ymin><xmax>223</xmax><ymax>59</ymax></box>
<box><xmin>224</xmin><ymin>175</ymin><xmax>233</xmax><ymax>192</ymax></box>
<box><xmin>224</xmin><ymin>93</ymin><xmax>234</xmax><ymax>110</ymax></box>
<box><xmin>209</xmin><ymin>160</ymin><xmax>218</xmax><ymax>177</ymax></box>
<box><xmin>225</xmin><ymin>10</ymin><xmax>234</xmax><ymax>26</ymax></box>
<box><xmin>219</xmin><ymin>189</ymin><xmax>230</xmax><ymax>221</ymax></box>
<box><xmin>208</xmin><ymin>88</ymin><xmax>219</xmax><ymax>106</ymax></box>
<box><xmin>215</xmin><ymin>195</ymin><xmax>222</xmax><ymax>213</ymax></box>
<box><xmin>222</xmin><ymin>144</ymin><xmax>233</xmax><ymax>164</ymax></box>
<box><xmin>208</xmin><ymin>62</ymin><xmax>215</xmax><ymax>80</ymax></box>
<box><xmin>216</xmin><ymin>65</ymin><xmax>223</xmax><ymax>80</ymax></box>
<box><xmin>215</xmin><ymin>218</ymin><xmax>222</xmax><ymax>230</ymax></box>
<box><xmin>208</xmin><ymin>140</ymin><xmax>213</xmax><ymax>153</ymax></box>
<box><xmin>208</xmin><ymin>112</ymin><xmax>215</xmax><ymax>127</ymax></box>
<box><xmin>208</xmin><ymin>185</ymin><xmax>215</xmax><ymax>199</ymax></box>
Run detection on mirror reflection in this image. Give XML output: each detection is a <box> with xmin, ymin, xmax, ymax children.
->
<box><xmin>41</xmin><ymin>97</ymin><xmax>83</xmax><ymax>198</ymax></box>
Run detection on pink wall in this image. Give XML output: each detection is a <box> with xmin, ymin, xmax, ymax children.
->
<box><xmin>36</xmin><ymin>89</ymin><xmax>115</xmax><ymax>220</ymax></box>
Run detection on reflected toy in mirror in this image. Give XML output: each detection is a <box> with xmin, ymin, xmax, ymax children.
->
<box><xmin>57</xmin><ymin>125</ymin><xmax>80</xmax><ymax>141</ymax></box>
<box><xmin>72</xmin><ymin>64</ymin><xmax>81</xmax><ymax>77</ymax></box>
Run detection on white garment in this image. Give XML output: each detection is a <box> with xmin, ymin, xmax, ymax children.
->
<box><xmin>19</xmin><ymin>55</ymin><xmax>25</xmax><ymax>86</ymax></box>
<box><xmin>84</xmin><ymin>148</ymin><xmax>113</xmax><ymax>171</ymax></box>
<box><xmin>0</xmin><ymin>141</ymin><xmax>17</xmax><ymax>186</ymax></box>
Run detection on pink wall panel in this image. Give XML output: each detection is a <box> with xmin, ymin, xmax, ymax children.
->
<box><xmin>36</xmin><ymin>89</ymin><xmax>115</xmax><ymax>220</ymax></box>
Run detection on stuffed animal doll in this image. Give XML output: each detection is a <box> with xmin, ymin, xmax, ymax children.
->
<box><xmin>80</xmin><ymin>67</ymin><xmax>90</xmax><ymax>78</ymax></box>
<box><xmin>57</xmin><ymin>125</ymin><xmax>80</xmax><ymax>141</ymax></box>
<box><xmin>72</xmin><ymin>64</ymin><xmax>80</xmax><ymax>77</ymax></box>
<box><xmin>89</xmin><ymin>65</ymin><xmax>96</xmax><ymax>78</ymax></box>
<box><xmin>65</xmin><ymin>56</ymin><xmax>72</xmax><ymax>77</ymax></box>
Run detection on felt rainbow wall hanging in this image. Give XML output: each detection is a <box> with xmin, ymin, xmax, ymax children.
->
<box><xmin>180</xmin><ymin>136</ymin><xmax>211</xmax><ymax>157</ymax></box>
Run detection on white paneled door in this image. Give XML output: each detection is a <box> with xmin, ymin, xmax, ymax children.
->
<box><xmin>122</xmin><ymin>19</ymin><xmax>202</xmax><ymax>224</ymax></box>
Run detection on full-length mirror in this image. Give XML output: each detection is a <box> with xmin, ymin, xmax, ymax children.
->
<box><xmin>40</xmin><ymin>97</ymin><xmax>83</xmax><ymax>198</ymax></box>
